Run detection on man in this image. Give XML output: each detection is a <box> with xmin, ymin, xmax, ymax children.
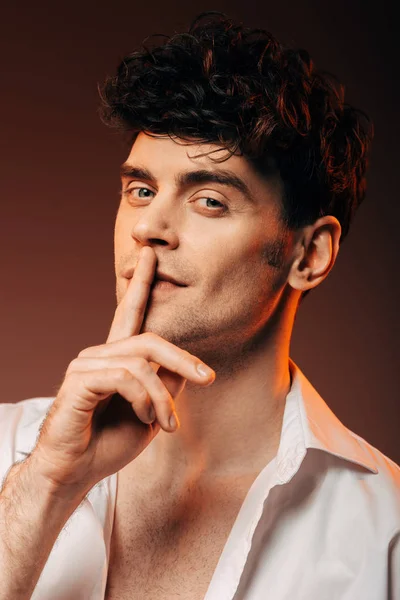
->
<box><xmin>0</xmin><ymin>11</ymin><xmax>399</xmax><ymax>600</ymax></box>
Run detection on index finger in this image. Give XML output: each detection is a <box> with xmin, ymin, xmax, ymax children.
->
<box><xmin>107</xmin><ymin>246</ymin><xmax>157</xmax><ymax>343</ymax></box>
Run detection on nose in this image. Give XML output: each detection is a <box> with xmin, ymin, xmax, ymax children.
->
<box><xmin>130</xmin><ymin>192</ymin><xmax>180</xmax><ymax>249</ymax></box>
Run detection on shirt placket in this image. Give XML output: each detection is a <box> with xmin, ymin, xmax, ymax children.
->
<box><xmin>203</xmin><ymin>423</ymin><xmax>307</xmax><ymax>600</ymax></box>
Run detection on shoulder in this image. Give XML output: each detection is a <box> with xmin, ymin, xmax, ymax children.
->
<box><xmin>336</xmin><ymin>427</ymin><xmax>400</xmax><ymax>537</ymax></box>
<box><xmin>0</xmin><ymin>397</ymin><xmax>55</xmax><ymax>487</ymax></box>
<box><xmin>0</xmin><ymin>396</ymin><xmax>55</xmax><ymax>426</ymax></box>
<box><xmin>329</xmin><ymin>430</ymin><xmax>400</xmax><ymax>584</ymax></box>
<box><xmin>349</xmin><ymin>426</ymin><xmax>400</xmax><ymax>490</ymax></box>
<box><xmin>0</xmin><ymin>397</ymin><xmax>55</xmax><ymax>441</ymax></box>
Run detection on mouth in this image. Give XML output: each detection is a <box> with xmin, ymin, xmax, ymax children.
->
<box><xmin>151</xmin><ymin>279</ymin><xmax>184</xmax><ymax>291</ymax></box>
<box><xmin>124</xmin><ymin>268</ymin><xmax>187</xmax><ymax>287</ymax></box>
<box><xmin>153</xmin><ymin>274</ymin><xmax>187</xmax><ymax>287</ymax></box>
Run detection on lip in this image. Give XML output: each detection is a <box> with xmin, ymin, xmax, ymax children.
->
<box><xmin>151</xmin><ymin>279</ymin><xmax>183</xmax><ymax>292</ymax></box>
<box><xmin>153</xmin><ymin>272</ymin><xmax>187</xmax><ymax>287</ymax></box>
<box><xmin>123</xmin><ymin>268</ymin><xmax>187</xmax><ymax>287</ymax></box>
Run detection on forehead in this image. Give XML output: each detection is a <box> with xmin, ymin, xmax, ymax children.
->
<box><xmin>126</xmin><ymin>132</ymin><xmax>244</xmax><ymax>169</ymax></box>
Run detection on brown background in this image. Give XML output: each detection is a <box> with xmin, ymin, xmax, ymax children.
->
<box><xmin>1</xmin><ymin>0</ymin><xmax>399</xmax><ymax>464</ymax></box>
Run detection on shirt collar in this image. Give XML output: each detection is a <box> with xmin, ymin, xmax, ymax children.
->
<box><xmin>282</xmin><ymin>357</ymin><xmax>378</xmax><ymax>475</ymax></box>
<box><xmin>15</xmin><ymin>358</ymin><xmax>378</xmax><ymax>477</ymax></box>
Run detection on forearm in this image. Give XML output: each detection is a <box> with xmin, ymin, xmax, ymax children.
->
<box><xmin>0</xmin><ymin>456</ymin><xmax>84</xmax><ymax>600</ymax></box>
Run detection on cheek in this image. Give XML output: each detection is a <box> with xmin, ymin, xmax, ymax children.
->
<box><xmin>204</xmin><ymin>244</ymin><xmax>259</xmax><ymax>297</ymax></box>
<box><xmin>220</xmin><ymin>233</ymin><xmax>289</xmax><ymax>298</ymax></box>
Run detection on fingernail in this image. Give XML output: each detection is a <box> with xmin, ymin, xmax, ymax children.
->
<box><xmin>169</xmin><ymin>411</ymin><xmax>179</xmax><ymax>430</ymax></box>
<box><xmin>197</xmin><ymin>364</ymin><xmax>214</xmax><ymax>378</ymax></box>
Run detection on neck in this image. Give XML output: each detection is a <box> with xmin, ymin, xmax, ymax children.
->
<box><xmin>141</xmin><ymin>314</ymin><xmax>294</xmax><ymax>483</ymax></box>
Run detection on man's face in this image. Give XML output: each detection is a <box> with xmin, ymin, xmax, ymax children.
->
<box><xmin>114</xmin><ymin>132</ymin><xmax>294</xmax><ymax>366</ymax></box>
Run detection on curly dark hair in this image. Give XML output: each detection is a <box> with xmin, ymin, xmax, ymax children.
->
<box><xmin>100</xmin><ymin>11</ymin><xmax>374</xmax><ymax>302</ymax></box>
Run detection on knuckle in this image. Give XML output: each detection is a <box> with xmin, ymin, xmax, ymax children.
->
<box><xmin>139</xmin><ymin>331</ymin><xmax>158</xmax><ymax>344</ymax></box>
<box><xmin>137</xmin><ymin>385</ymin><xmax>149</xmax><ymax>401</ymax></box>
<box><xmin>65</xmin><ymin>369</ymin><xmax>78</xmax><ymax>383</ymax></box>
<box><xmin>170</xmin><ymin>354</ymin><xmax>191</xmax><ymax>375</ymax></box>
<box><xmin>77</xmin><ymin>346</ymin><xmax>93</xmax><ymax>358</ymax></box>
<box><xmin>63</xmin><ymin>370</ymin><xmax>83</xmax><ymax>390</ymax></box>
<box><xmin>157</xmin><ymin>386</ymin><xmax>173</xmax><ymax>406</ymax></box>
<box><xmin>181</xmin><ymin>348</ymin><xmax>195</xmax><ymax>363</ymax></box>
<box><xmin>66</xmin><ymin>357</ymin><xmax>80</xmax><ymax>374</ymax></box>
<box><xmin>114</xmin><ymin>367</ymin><xmax>133</xmax><ymax>382</ymax></box>
<box><xmin>179</xmin><ymin>351</ymin><xmax>192</xmax><ymax>366</ymax></box>
<box><xmin>131</xmin><ymin>356</ymin><xmax>151</xmax><ymax>373</ymax></box>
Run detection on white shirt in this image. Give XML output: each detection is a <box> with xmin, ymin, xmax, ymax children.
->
<box><xmin>1</xmin><ymin>357</ymin><xmax>399</xmax><ymax>600</ymax></box>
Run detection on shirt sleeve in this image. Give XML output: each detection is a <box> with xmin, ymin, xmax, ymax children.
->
<box><xmin>0</xmin><ymin>402</ymin><xmax>24</xmax><ymax>489</ymax></box>
<box><xmin>0</xmin><ymin>398</ymin><xmax>54</xmax><ymax>491</ymax></box>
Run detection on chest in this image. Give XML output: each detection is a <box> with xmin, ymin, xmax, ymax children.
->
<box><xmin>104</xmin><ymin>472</ymin><xmax>257</xmax><ymax>600</ymax></box>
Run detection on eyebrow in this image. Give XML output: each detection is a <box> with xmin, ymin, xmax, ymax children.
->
<box><xmin>120</xmin><ymin>164</ymin><xmax>257</xmax><ymax>204</ymax></box>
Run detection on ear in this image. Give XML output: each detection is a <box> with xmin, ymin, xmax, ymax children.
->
<box><xmin>287</xmin><ymin>216</ymin><xmax>342</xmax><ymax>293</ymax></box>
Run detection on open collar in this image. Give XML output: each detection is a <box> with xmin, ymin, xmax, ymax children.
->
<box><xmin>14</xmin><ymin>358</ymin><xmax>378</xmax><ymax>477</ymax></box>
<box><xmin>281</xmin><ymin>357</ymin><xmax>378</xmax><ymax>475</ymax></box>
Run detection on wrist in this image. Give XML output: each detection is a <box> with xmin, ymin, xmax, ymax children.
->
<box><xmin>3</xmin><ymin>454</ymin><xmax>87</xmax><ymax>518</ymax></box>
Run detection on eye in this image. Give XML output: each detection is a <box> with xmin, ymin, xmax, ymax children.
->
<box><xmin>197</xmin><ymin>197</ymin><xmax>227</xmax><ymax>213</ymax></box>
<box><xmin>121</xmin><ymin>188</ymin><xmax>228</xmax><ymax>215</ymax></box>
<box><xmin>126</xmin><ymin>187</ymin><xmax>155</xmax><ymax>199</ymax></box>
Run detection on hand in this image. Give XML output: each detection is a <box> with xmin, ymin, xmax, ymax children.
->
<box><xmin>31</xmin><ymin>246</ymin><xmax>216</xmax><ymax>498</ymax></box>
